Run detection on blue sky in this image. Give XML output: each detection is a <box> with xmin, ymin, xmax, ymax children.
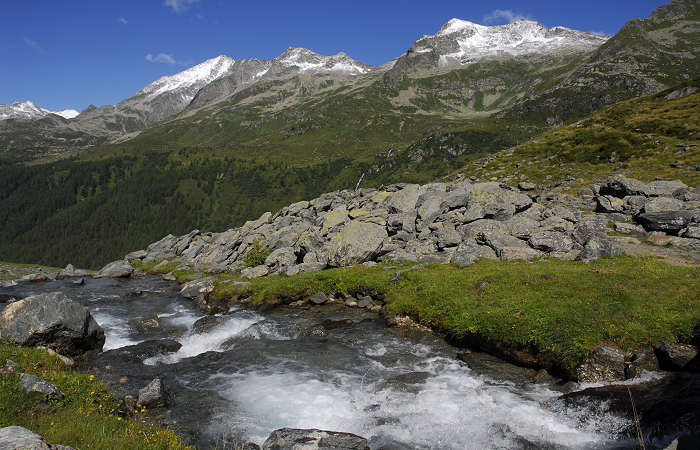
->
<box><xmin>0</xmin><ymin>0</ymin><xmax>668</xmax><ymax>111</ymax></box>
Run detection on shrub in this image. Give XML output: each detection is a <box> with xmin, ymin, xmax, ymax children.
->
<box><xmin>243</xmin><ymin>239</ymin><xmax>270</xmax><ymax>267</ymax></box>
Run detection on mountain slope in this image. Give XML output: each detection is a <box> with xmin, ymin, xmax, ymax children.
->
<box><xmin>503</xmin><ymin>0</ymin><xmax>700</xmax><ymax>123</ymax></box>
<box><xmin>0</xmin><ymin>101</ymin><xmax>79</xmax><ymax>121</ymax></box>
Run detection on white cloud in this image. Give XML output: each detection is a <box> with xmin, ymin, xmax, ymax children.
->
<box><xmin>483</xmin><ymin>9</ymin><xmax>531</xmax><ymax>24</ymax></box>
<box><xmin>164</xmin><ymin>0</ymin><xmax>200</xmax><ymax>13</ymax></box>
<box><xmin>146</xmin><ymin>53</ymin><xmax>177</xmax><ymax>64</ymax></box>
<box><xmin>118</xmin><ymin>17</ymin><xmax>128</xmax><ymax>24</ymax></box>
<box><xmin>23</xmin><ymin>37</ymin><xmax>41</xmax><ymax>51</ymax></box>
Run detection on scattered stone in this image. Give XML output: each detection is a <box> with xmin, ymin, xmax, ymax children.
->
<box><xmin>20</xmin><ymin>272</ymin><xmax>54</xmax><ymax>282</ymax></box>
<box><xmin>94</xmin><ymin>260</ymin><xmax>133</xmax><ymax>279</ymax></box>
<box><xmin>162</xmin><ymin>272</ymin><xmax>177</xmax><ymax>281</ymax></box>
<box><xmin>19</xmin><ymin>373</ymin><xmax>63</xmax><ymax>397</ymax></box>
<box><xmin>309</xmin><ymin>292</ymin><xmax>328</xmax><ymax>305</ymax></box>
<box><xmin>137</xmin><ymin>378</ymin><xmax>168</xmax><ymax>408</ymax></box>
<box><xmin>518</xmin><ymin>181</ymin><xmax>536</xmax><ymax>191</ymax></box>
<box><xmin>262</xmin><ymin>428</ymin><xmax>369</xmax><ymax>450</ymax></box>
<box><xmin>344</xmin><ymin>297</ymin><xmax>357</xmax><ymax>307</ymax></box>
<box><xmin>327</xmin><ymin>221</ymin><xmax>387</xmax><ymax>267</ymax></box>
<box><xmin>0</xmin><ymin>292</ymin><xmax>105</xmax><ymax>356</ymax></box>
<box><xmin>356</xmin><ymin>295</ymin><xmax>373</xmax><ymax>308</ymax></box>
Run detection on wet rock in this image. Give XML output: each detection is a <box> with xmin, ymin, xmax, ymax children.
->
<box><xmin>625</xmin><ymin>348</ymin><xmax>660</xmax><ymax>379</ymax></box>
<box><xmin>0</xmin><ymin>292</ymin><xmax>104</xmax><ymax>356</ymax></box>
<box><xmin>0</xmin><ymin>425</ymin><xmax>74</xmax><ymax>450</ymax></box>
<box><xmin>99</xmin><ymin>339</ymin><xmax>182</xmax><ymax>363</ymax></box>
<box><xmin>576</xmin><ymin>236</ymin><xmax>623</xmax><ymax>263</ymax></box>
<box><xmin>262</xmin><ymin>428</ymin><xmax>369</xmax><ymax>450</ymax></box>
<box><xmin>309</xmin><ymin>292</ymin><xmax>328</xmax><ymax>305</ymax></box>
<box><xmin>71</xmin><ymin>277</ymin><xmax>85</xmax><ymax>286</ymax></box>
<box><xmin>654</xmin><ymin>342</ymin><xmax>699</xmax><ymax>371</ymax></box>
<box><xmin>19</xmin><ymin>373</ymin><xmax>63</xmax><ymax>397</ymax></box>
<box><xmin>192</xmin><ymin>316</ymin><xmax>226</xmax><ymax>334</ymax></box>
<box><xmin>56</xmin><ymin>264</ymin><xmax>89</xmax><ymax>279</ymax></box>
<box><xmin>94</xmin><ymin>259</ymin><xmax>133</xmax><ymax>278</ymax></box>
<box><xmin>558</xmin><ymin>372</ymin><xmax>700</xmax><ymax>448</ymax></box>
<box><xmin>637</xmin><ymin>210</ymin><xmax>695</xmax><ymax>233</ymax></box>
<box><xmin>576</xmin><ymin>346</ymin><xmax>627</xmax><ymax>382</ymax></box>
<box><xmin>138</xmin><ymin>377</ymin><xmax>168</xmax><ymax>408</ymax></box>
<box><xmin>179</xmin><ymin>277</ymin><xmax>216</xmax><ymax>299</ymax></box>
<box><xmin>20</xmin><ymin>272</ymin><xmax>55</xmax><ymax>282</ymax></box>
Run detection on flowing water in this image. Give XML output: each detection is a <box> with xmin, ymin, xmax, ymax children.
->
<box><xmin>0</xmin><ymin>275</ymin><xmax>637</xmax><ymax>449</ymax></box>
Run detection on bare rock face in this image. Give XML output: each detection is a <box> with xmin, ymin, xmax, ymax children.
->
<box><xmin>262</xmin><ymin>428</ymin><xmax>369</xmax><ymax>450</ymax></box>
<box><xmin>0</xmin><ymin>292</ymin><xmax>105</xmax><ymax>356</ymax></box>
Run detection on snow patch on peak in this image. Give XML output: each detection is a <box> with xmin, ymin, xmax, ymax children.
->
<box><xmin>275</xmin><ymin>47</ymin><xmax>370</xmax><ymax>75</ymax></box>
<box><xmin>0</xmin><ymin>101</ymin><xmax>80</xmax><ymax>121</ymax></box>
<box><xmin>137</xmin><ymin>55</ymin><xmax>236</xmax><ymax>99</ymax></box>
<box><xmin>416</xmin><ymin>17</ymin><xmax>609</xmax><ymax>66</ymax></box>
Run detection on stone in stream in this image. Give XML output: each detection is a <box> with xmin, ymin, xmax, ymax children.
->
<box><xmin>0</xmin><ymin>425</ymin><xmax>75</xmax><ymax>450</ymax></box>
<box><xmin>56</xmin><ymin>264</ymin><xmax>89</xmax><ymax>279</ymax></box>
<box><xmin>179</xmin><ymin>277</ymin><xmax>216</xmax><ymax>299</ymax></box>
<box><xmin>192</xmin><ymin>315</ymin><xmax>226</xmax><ymax>334</ymax></box>
<box><xmin>654</xmin><ymin>342</ymin><xmax>699</xmax><ymax>371</ymax></box>
<box><xmin>137</xmin><ymin>377</ymin><xmax>168</xmax><ymax>408</ymax></box>
<box><xmin>0</xmin><ymin>292</ymin><xmax>105</xmax><ymax>356</ymax></box>
<box><xmin>575</xmin><ymin>346</ymin><xmax>627</xmax><ymax>382</ymax></box>
<box><xmin>262</xmin><ymin>428</ymin><xmax>369</xmax><ymax>450</ymax></box>
<box><xmin>309</xmin><ymin>292</ymin><xmax>328</xmax><ymax>305</ymax></box>
<box><xmin>94</xmin><ymin>259</ymin><xmax>133</xmax><ymax>278</ymax></box>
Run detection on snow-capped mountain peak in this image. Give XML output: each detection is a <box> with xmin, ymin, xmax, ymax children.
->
<box><xmin>274</xmin><ymin>47</ymin><xmax>371</xmax><ymax>75</ymax></box>
<box><xmin>413</xmin><ymin>18</ymin><xmax>609</xmax><ymax>66</ymax></box>
<box><xmin>136</xmin><ymin>55</ymin><xmax>236</xmax><ymax>99</ymax></box>
<box><xmin>0</xmin><ymin>101</ymin><xmax>79</xmax><ymax>121</ymax></box>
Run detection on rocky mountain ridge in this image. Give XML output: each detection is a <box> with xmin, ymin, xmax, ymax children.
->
<box><xmin>0</xmin><ymin>101</ymin><xmax>79</xmax><ymax>121</ymax></box>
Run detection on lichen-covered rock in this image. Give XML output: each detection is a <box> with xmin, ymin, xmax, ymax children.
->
<box><xmin>0</xmin><ymin>292</ymin><xmax>104</xmax><ymax>356</ymax></box>
<box><xmin>577</xmin><ymin>236</ymin><xmax>623</xmax><ymax>263</ymax></box>
<box><xmin>94</xmin><ymin>259</ymin><xmax>133</xmax><ymax>279</ymax></box>
<box><xmin>637</xmin><ymin>210</ymin><xmax>695</xmax><ymax>232</ymax></box>
<box><xmin>19</xmin><ymin>373</ymin><xmax>63</xmax><ymax>397</ymax></box>
<box><xmin>241</xmin><ymin>265</ymin><xmax>269</xmax><ymax>279</ymax></box>
<box><xmin>328</xmin><ymin>221</ymin><xmax>387</xmax><ymax>267</ymax></box>
<box><xmin>576</xmin><ymin>346</ymin><xmax>627</xmax><ymax>382</ymax></box>
<box><xmin>0</xmin><ymin>426</ymin><xmax>74</xmax><ymax>450</ymax></box>
<box><xmin>137</xmin><ymin>377</ymin><xmax>168</xmax><ymax>408</ymax></box>
<box><xmin>179</xmin><ymin>277</ymin><xmax>216</xmax><ymax>299</ymax></box>
<box><xmin>262</xmin><ymin>428</ymin><xmax>369</xmax><ymax>450</ymax></box>
<box><xmin>596</xmin><ymin>195</ymin><xmax>625</xmax><ymax>213</ymax></box>
<box><xmin>643</xmin><ymin>197</ymin><xmax>685</xmax><ymax>213</ymax></box>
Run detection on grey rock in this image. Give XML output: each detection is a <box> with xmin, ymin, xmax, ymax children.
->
<box><xmin>356</xmin><ymin>296</ymin><xmax>373</xmax><ymax>308</ymax></box>
<box><xmin>262</xmin><ymin>428</ymin><xmax>369</xmax><ymax>450</ymax></box>
<box><xmin>572</xmin><ymin>215</ymin><xmax>609</xmax><ymax>246</ymax></box>
<box><xmin>241</xmin><ymin>265</ymin><xmax>269</xmax><ymax>279</ymax></box>
<box><xmin>596</xmin><ymin>195</ymin><xmax>625</xmax><ymax>213</ymax></box>
<box><xmin>309</xmin><ymin>292</ymin><xmax>328</xmax><ymax>305</ymax></box>
<box><xmin>285</xmin><ymin>263</ymin><xmax>325</xmax><ymax>276</ymax></box>
<box><xmin>179</xmin><ymin>277</ymin><xmax>216</xmax><ymax>299</ymax></box>
<box><xmin>624</xmin><ymin>195</ymin><xmax>648</xmax><ymax>215</ymax></box>
<box><xmin>637</xmin><ymin>210</ymin><xmax>695</xmax><ymax>233</ymax></box>
<box><xmin>465</xmin><ymin>183</ymin><xmax>532</xmax><ymax>222</ymax></box>
<box><xmin>681</xmin><ymin>226</ymin><xmax>700</xmax><ymax>239</ymax></box>
<box><xmin>646</xmin><ymin>179</ymin><xmax>687</xmax><ymax>197</ymax></box>
<box><xmin>19</xmin><ymin>373</ymin><xmax>63</xmax><ymax>397</ymax></box>
<box><xmin>125</xmin><ymin>250</ymin><xmax>148</xmax><ymax>262</ymax></box>
<box><xmin>416</xmin><ymin>192</ymin><xmax>447</xmax><ymax>227</ymax></box>
<box><xmin>477</xmin><ymin>231</ymin><xmax>541</xmax><ymax>261</ymax></box>
<box><xmin>600</xmin><ymin>175</ymin><xmax>649</xmax><ymax>198</ymax></box>
<box><xmin>613</xmin><ymin>222</ymin><xmax>643</xmax><ymax>234</ymax></box>
<box><xmin>192</xmin><ymin>316</ymin><xmax>226</xmax><ymax>334</ymax></box>
<box><xmin>654</xmin><ymin>342</ymin><xmax>698</xmax><ymax>371</ymax></box>
<box><xmin>450</xmin><ymin>243</ymin><xmax>497</xmax><ymax>267</ymax></box>
<box><xmin>577</xmin><ymin>236</ymin><xmax>623</xmax><ymax>263</ymax></box>
<box><xmin>94</xmin><ymin>259</ymin><xmax>133</xmax><ymax>279</ymax></box>
<box><xmin>56</xmin><ymin>264</ymin><xmax>89</xmax><ymax>279</ymax></box>
<box><xmin>0</xmin><ymin>425</ymin><xmax>72</xmax><ymax>450</ymax></box>
<box><xmin>643</xmin><ymin>197</ymin><xmax>685</xmax><ymax>213</ymax></box>
<box><xmin>528</xmin><ymin>231</ymin><xmax>575</xmax><ymax>253</ymax></box>
<box><xmin>0</xmin><ymin>292</ymin><xmax>104</xmax><ymax>356</ymax></box>
<box><xmin>576</xmin><ymin>346</ymin><xmax>627</xmax><ymax>382</ymax></box>
<box><xmin>264</xmin><ymin>247</ymin><xmax>297</xmax><ymax>271</ymax></box>
<box><xmin>673</xmin><ymin>186</ymin><xmax>700</xmax><ymax>202</ymax></box>
<box><xmin>625</xmin><ymin>348</ymin><xmax>660</xmax><ymax>379</ymax></box>
<box><xmin>137</xmin><ymin>377</ymin><xmax>168</xmax><ymax>408</ymax></box>
<box><xmin>327</xmin><ymin>221</ymin><xmax>387</xmax><ymax>267</ymax></box>
<box><xmin>518</xmin><ymin>181</ymin><xmax>536</xmax><ymax>191</ymax></box>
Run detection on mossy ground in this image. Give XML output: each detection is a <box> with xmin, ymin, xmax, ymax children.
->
<box><xmin>204</xmin><ymin>256</ymin><xmax>699</xmax><ymax>372</ymax></box>
<box><xmin>0</xmin><ymin>340</ymin><xmax>191</xmax><ymax>449</ymax></box>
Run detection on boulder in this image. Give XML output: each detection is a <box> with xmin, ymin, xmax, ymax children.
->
<box><xmin>528</xmin><ymin>231</ymin><xmax>575</xmax><ymax>253</ymax></box>
<box><xmin>646</xmin><ymin>179</ymin><xmax>687</xmax><ymax>197</ymax></box>
<box><xmin>192</xmin><ymin>316</ymin><xmax>226</xmax><ymax>334</ymax></box>
<box><xmin>637</xmin><ymin>211</ymin><xmax>695</xmax><ymax>233</ymax></box>
<box><xmin>572</xmin><ymin>215</ymin><xmax>609</xmax><ymax>246</ymax></box>
<box><xmin>0</xmin><ymin>292</ymin><xmax>104</xmax><ymax>356</ymax></box>
<box><xmin>264</xmin><ymin>247</ymin><xmax>297</xmax><ymax>272</ymax></box>
<box><xmin>654</xmin><ymin>342</ymin><xmax>698</xmax><ymax>371</ymax></box>
<box><xmin>596</xmin><ymin>195</ymin><xmax>625</xmax><ymax>213</ymax></box>
<box><xmin>327</xmin><ymin>221</ymin><xmax>387</xmax><ymax>267</ymax></box>
<box><xmin>576</xmin><ymin>236</ymin><xmax>623</xmax><ymax>263</ymax></box>
<box><xmin>625</xmin><ymin>348</ymin><xmax>660</xmax><ymax>379</ymax></box>
<box><xmin>309</xmin><ymin>292</ymin><xmax>328</xmax><ymax>305</ymax></box>
<box><xmin>464</xmin><ymin>183</ymin><xmax>532</xmax><ymax>222</ymax></box>
<box><xmin>576</xmin><ymin>346</ymin><xmax>627</xmax><ymax>382</ymax></box>
<box><xmin>450</xmin><ymin>243</ymin><xmax>497</xmax><ymax>267</ymax></box>
<box><xmin>99</xmin><ymin>339</ymin><xmax>181</xmax><ymax>363</ymax></box>
<box><xmin>383</xmin><ymin>184</ymin><xmax>421</xmax><ymax>213</ymax></box>
<box><xmin>0</xmin><ymin>426</ymin><xmax>74</xmax><ymax>450</ymax></box>
<box><xmin>476</xmin><ymin>231</ymin><xmax>541</xmax><ymax>261</ymax></box>
<box><xmin>125</xmin><ymin>249</ymin><xmax>148</xmax><ymax>262</ymax></box>
<box><xmin>137</xmin><ymin>377</ymin><xmax>168</xmax><ymax>408</ymax></box>
<box><xmin>241</xmin><ymin>265</ymin><xmax>269</xmax><ymax>279</ymax></box>
<box><xmin>599</xmin><ymin>175</ymin><xmax>649</xmax><ymax>198</ymax></box>
<box><xmin>19</xmin><ymin>373</ymin><xmax>63</xmax><ymax>397</ymax></box>
<box><xmin>682</xmin><ymin>225</ymin><xmax>700</xmax><ymax>239</ymax></box>
<box><xmin>56</xmin><ymin>264</ymin><xmax>89</xmax><ymax>279</ymax></box>
<box><xmin>94</xmin><ymin>260</ymin><xmax>133</xmax><ymax>279</ymax></box>
<box><xmin>643</xmin><ymin>197</ymin><xmax>685</xmax><ymax>213</ymax></box>
<box><xmin>179</xmin><ymin>277</ymin><xmax>216</xmax><ymax>299</ymax></box>
<box><xmin>262</xmin><ymin>428</ymin><xmax>369</xmax><ymax>450</ymax></box>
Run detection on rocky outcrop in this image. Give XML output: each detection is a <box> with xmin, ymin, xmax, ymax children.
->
<box><xmin>94</xmin><ymin>260</ymin><xmax>133</xmax><ymax>279</ymax></box>
<box><xmin>0</xmin><ymin>426</ymin><xmax>74</xmax><ymax>450</ymax></box>
<box><xmin>261</xmin><ymin>428</ymin><xmax>369</xmax><ymax>450</ymax></box>
<box><xmin>0</xmin><ymin>292</ymin><xmax>105</xmax><ymax>356</ymax></box>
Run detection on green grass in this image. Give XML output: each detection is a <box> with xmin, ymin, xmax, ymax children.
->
<box><xmin>207</xmin><ymin>256</ymin><xmax>699</xmax><ymax>373</ymax></box>
<box><xmin>0</xmin><ymin>261</ymin><xmax>63</xmax><ymax>281</ymax></box>
<box><xmin>457</xmin><ymin>80</ymin><xmax>700</xmax><ymax>190</ymax></box>
<box><xmin>0</xmin><ymin>340</ymin><xmax>190</xmax><ymax>449</ymax></box>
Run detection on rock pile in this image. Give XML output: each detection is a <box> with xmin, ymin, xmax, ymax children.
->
<box><xmin>114</xmin><ymin>175</ymin><xmax>698</xmax><ymax>278</ymax></box>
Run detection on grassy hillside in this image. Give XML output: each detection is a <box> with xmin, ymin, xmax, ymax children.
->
<box><xmin>457</xmin><ymin>79</ymin><xmax>700</xmax><ymax>189</ymax></box>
